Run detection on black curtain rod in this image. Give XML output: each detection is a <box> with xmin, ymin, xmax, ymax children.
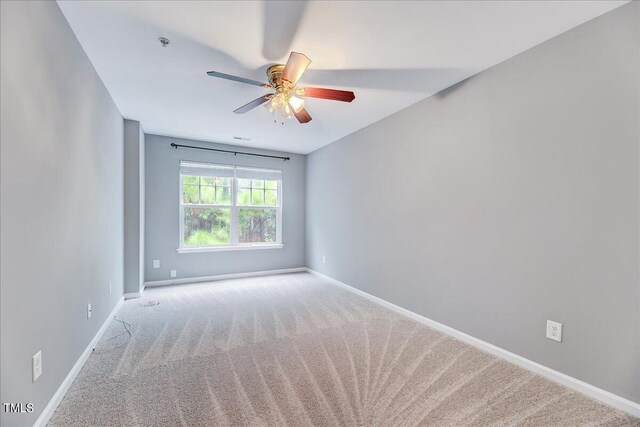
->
<box><xmin>170</xmin><ymin>143</ymin><xmax>290</xmax><ymax>161</ymax></box>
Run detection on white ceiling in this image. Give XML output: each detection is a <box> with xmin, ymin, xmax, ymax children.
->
<box><xmin>58</xmin><ymin>1</ymin><xmax>626</xmax><ymax>154</ymax></box>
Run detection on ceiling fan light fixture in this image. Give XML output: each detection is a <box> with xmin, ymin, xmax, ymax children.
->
<box><xmin>281</xmin><ymin>103</ymin><xmax>292</xmax><ymax>118</ymax></box>
<box><xmin>289</xmin><ymin>95</ymin><xmax>305</xmax><ymax>113</ymax></box>
<box><xmin>265</xmin><ymin>90</ymin><xmax>299</xmax><ymax>119</ymax></box>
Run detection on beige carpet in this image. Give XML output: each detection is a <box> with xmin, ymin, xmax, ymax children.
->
<box><xmin>49</xmin><ymin>273</ymin><xmax>638</xmax><ymax>426</ymax></box>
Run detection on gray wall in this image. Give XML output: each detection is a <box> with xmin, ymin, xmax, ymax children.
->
<box><xmin>0</xmin><ymin>1</ymin><xmax>124</xmax><ymax>425</ymax></box>
<box><xmin>145</xmin><ymin>134</ymin><xmax>306</xmax><ymax>282</ymax></box>
<box><xmin>124</xmin><ymin>119</ymin><xmax>145</xmax><ymax>295</ymax></box>
<box><xmin>307</xmin><ymin>2</ymin><xmax>639</xmax><ymax>403</ymax></box>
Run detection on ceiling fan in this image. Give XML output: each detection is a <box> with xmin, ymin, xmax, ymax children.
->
<box><xmin>207</xmin><ymin>52</ymin><xmax>355</xmax><ymax>124</ymax></box>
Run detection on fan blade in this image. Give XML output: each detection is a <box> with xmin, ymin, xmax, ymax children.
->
<box><xmin>282</xmin><ymin>52</ymin><xmax>311</xmax><ymax>86</ymax></box>
<box><xmin>301</xmin><ymin>87</ymin><xmax>355</xmax><ymax>102</ymax></box>
<box><xmin>292</xmin><ymin>105</ymin><xmax>312</xmax><ymax>123</ymax></box>
<box><xmin>234</xmin><ymin>95</ymin><xmax>272</xmax><ymax>114</ymax></box>
<box><xmin>207</xmin><ymin>71</ymin><xmax>270</xmax><ymax>88</ymax></box>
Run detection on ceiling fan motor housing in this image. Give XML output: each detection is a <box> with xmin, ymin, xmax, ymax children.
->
<box><xmin>267</xmin><ymin>64</ymin><xmax>287</xmax><ymax>88</ymax></box>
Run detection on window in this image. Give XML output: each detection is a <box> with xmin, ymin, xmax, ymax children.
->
<box><xmin>178</xmin><ymin>161</ymin><xmax>282</xmax><ymax>252</ymax></box>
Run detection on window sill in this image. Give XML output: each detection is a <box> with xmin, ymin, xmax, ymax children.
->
<box><xmin>177</xmin><ymin>244</ymin><xmax>284</xmax><ymax>254</ymax></box>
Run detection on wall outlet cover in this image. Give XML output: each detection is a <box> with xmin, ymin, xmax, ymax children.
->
<box><xmin>546</xmin><ymin>320</ymin><xmax>562</xmax><ymax>342</ymax></box>
<box><xmin>153</xmin><ymin>260</ymin><xmax>160</xmax><ymax>269</ymax></box>
<box><xmin>170</xmin><ymin>270</ymin><xmax>177</xmax><ymax>278</ymax></box>
<box><xmin>32</xmin><ymin>351</ymin><xmax>42</xmax><ymax>382</ymax></box>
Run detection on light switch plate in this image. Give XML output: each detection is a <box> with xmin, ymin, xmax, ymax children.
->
<box><xmin>170</xmin><ymin>270</ymin><xmax>177</xmax><ymax>278</ymax></box>
<box><xmin>546</xmin><ymin>320</ymin><xmax>562</xmax><ymax>342</ymax></box>
<box><xmin>153</xmin><ymin>260</ymin><xmax>160</xmax><ymax>269</ymax></box>
<box><xmin>32</xmin><ymin>351</ymin><xmax>42</xmax><ymax>382</ymax></box>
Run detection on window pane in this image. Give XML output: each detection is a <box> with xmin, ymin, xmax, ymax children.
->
<box><xmin>216</xmin><ymin>177</ymin><xmax>232</xmax><ymax>187</ymax></box>
<box><xmin>265</xmin><ymin>190</ymin><xmax>277</xmax><ymax>206</ymax></box>
<box><xmin>200</xmin><ymin>186</ymin><xmax>215</xmax><ymax>204</ymax></box>
<box><xmin>238</xmin><ymin>179</ymin><xmax>251</xmax><ymax>188</ymax></box>
<box><xmin>252</xmin><ymin>179</ymin><xmax>265</xmax><ymax>189</ymax></box>
<box><xmin>183</xmin><ymin>185</ymin><xmax>199</xmax><ymax>203</ymax></box>
<box><xmin>237</xmin><ymin>188</ymin><xmax>250</xmax><ymax>205</ymax></box>
<box><xmin>251</xmin><ymin>189</ymin><xmax>264</xmax><ymax>205</ymax></box>
<box><xmin>201</xmin><ymin>177</ymin><xmax>215</xmax><ymax>186</ymax></box>
<box><xmin>184</xmin><ymin>207</ymin><xmax>230</xmax><ymax>246</ymax></box>
<box><xmin>216</xmin><ymin>186</ymin><xmax>231</xmax><ymax>205</ymax></box>
<box><xmin>265</xmin><ymin>180</ymin><xmax>278</xmax><ymax>190</ymax></box>
<box><xmin>183</xmin><ymin>175</ymin><xmax>199</xmax><ymax>185</ymax></box>
<box><xmin>238</xmin><ymin>208</ymin><xmax>276</xmax><ymax>243</ymax></box>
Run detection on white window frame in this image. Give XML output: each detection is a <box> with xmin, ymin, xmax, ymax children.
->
<box><xmin>177</xmin><ymin>162</ymin><xmax>283</xmax><ymax>253</ymax></box>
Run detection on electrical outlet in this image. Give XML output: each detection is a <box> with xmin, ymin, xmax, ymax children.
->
<box><xmin>322</xmin><ymin>255</ymin><xmax>326</xmax><ymax>264</ymax></box>
<box><xmin>170</xmin><ymin>270</ymin><xmax>177</xmax><ymax>278</ymax></box>
<box><xmin>87</xmin><ymin>303</ymin><xmax>92</xmax><ymax>319</ymax></box>
<box><xmin>153</xmin><ymin>260</ymin><xmax>160</xmax><ymax>269</ymax></box>
<box><xmin>32</xmin><ymin>351</ymin><xmax>42</xmax><ymax>382</ymax></box>
<box><xmin>546</xmin><ymin>320</ymin><xmax>562</xmax><ymax>342</ymax></box>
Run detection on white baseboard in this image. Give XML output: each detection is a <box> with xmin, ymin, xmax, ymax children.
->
<box><xmin>124</xmin><ymin>291</ymin><xmax>143</xmax><ymax>299</ymax></box>
<box><xmin>33</xmin><ymin>296</ymin><xmax>125</xmax><ymax>427</ymax></box>
<box><xmin>144</xmin><ymin>267</ymin><xmax>307</xmax><ymax>288</ymax></box>
<box><xmin>306</xmin><ymin>268</ymin><xmax>640</xmax><ymax>418</ymax></box>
